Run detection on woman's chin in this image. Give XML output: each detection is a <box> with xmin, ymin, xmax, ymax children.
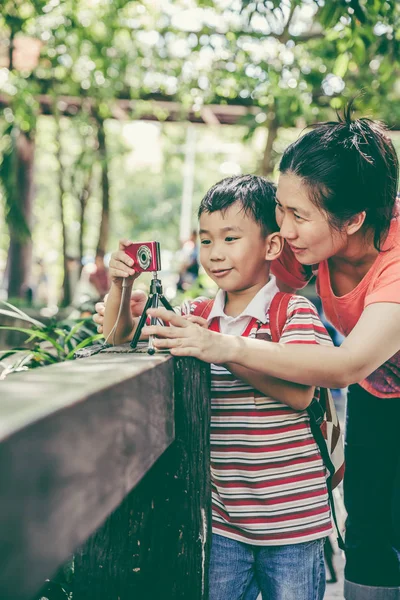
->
<box><xmin>293</xmin><ymin>251</ymin><xmax>318</xmax><ymax>265</ymax></box>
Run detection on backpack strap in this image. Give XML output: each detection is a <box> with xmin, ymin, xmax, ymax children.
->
<box><xmin>308</xmin><ymin>405</ymin><xmax>344</xmax><ymax>549</ymax></box>
<box><xmin>269</xmin><ymin>291</ymin><xmax>345</xmax><ymax>550</ymax></box>
<box><xmin>268</xmin><ymin>292</ymin><xmax>294</xmax><ymax>342</ymax></box>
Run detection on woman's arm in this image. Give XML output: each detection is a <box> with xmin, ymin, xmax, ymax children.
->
<box><xmin>182</xmin><ymin>310</ymin><xmax>315</xmax><ymax>410</ymax></box>
<box><xmin>144</xmin><ymin>302</ymin><xmax>400</xmax><ymax>388</ymax></box>
<box><xmin>229</xmin><ymin>302</ymin><xmax>400</xmax><ymax>388</ymax></box>
<box><xmin>103</xmin><ymin>281</ymin><xmax>136</xmax><ymax>344</ymax></box>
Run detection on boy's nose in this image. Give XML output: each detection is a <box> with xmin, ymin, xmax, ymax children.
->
<box><xmin>209</xmin><ymin>246</ymin><xmax>225</xmax><ymax>261</ymax></box>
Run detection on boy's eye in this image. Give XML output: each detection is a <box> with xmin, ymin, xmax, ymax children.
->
<box><xmin>200</xmin><ymin>239</ymin><xmax>211</xmax><ymax>245</ymax></box>
<box><xmin>225</xmin><ymin>236</ymin><xmax>238</xmax><ymax>242</ymax></box>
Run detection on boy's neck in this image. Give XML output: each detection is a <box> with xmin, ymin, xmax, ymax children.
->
<box><xmin>224</xmin><ymin>277</ymin><xmax>271</xmax><ymax>317</ymax></box>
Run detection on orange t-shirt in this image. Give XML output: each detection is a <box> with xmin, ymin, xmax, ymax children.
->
<box><xmin>272</xmin><ymin>213</ymin><xmax>400</xmax><ymax>398</ymax></box>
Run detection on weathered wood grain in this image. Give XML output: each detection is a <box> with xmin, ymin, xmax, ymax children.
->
<box><xmin>73</xmin><ymin>356</ymin><xmax>211</xmax><ymax>600</ymax></box>
<box><xmin>0</xmin><ymin>353</ymin><xmax>174</xmax><ymax>600</ymax></box>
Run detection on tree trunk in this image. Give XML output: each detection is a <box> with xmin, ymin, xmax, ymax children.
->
<box><xmin>9</xmin><ymin>26</ymin><xmax>15</xmax><ymax>70</ymax></box>
<box><xmin>78</xmin><ymin>169</ymin><xmax>92</xmax><ymax>272</ymax></box>
<box><xmin>259</xmin><ymin>112</ymin><xmax>279</xmax><ymax>177</ymax></box>
<box><xmin>95</xmin><ymin>118</ymin><xmax>110</xmax><ymax>257</ymax></box>
<box><xmin>55</xmin><ymin>117</ymin><xmax>71</xmax><ymax>307</ymax></box>
<box><xmin>7</xmin><ymin>131</ymin><xmax>35</xmax><ymax>301</ymax></box>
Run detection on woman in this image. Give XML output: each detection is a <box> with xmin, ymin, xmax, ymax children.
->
<box><xmin>145</xmin><ymin>114</ymin><xmax>400</xmax><ymax>599</ymax></box>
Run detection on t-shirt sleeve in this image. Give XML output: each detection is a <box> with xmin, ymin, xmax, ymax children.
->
<box><xmin>271</xmin><ymin>242</ymin><xmax>313</xmax><ymax>290</ymax></box>
<box><xmin>279</xmin><ymin>296</ymin><xmax>333</xmax><ymax>346</ymax></box>
<box><xmin>365</xmin><ymin>258</ymin><xmax>400</xmax><ymax>307</ymax></box>
<box><xmin>176</xmin><ymin>296</ymin><xmax>210</xmax><ymax>317</ymax></box>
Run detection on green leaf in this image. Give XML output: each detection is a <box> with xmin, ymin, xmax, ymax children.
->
<box><xmin>54</xmin><ymin>328</ymin><xmax>68</xmax><ymax>337</ymax></box>
<box><xmin>0</xmin><ymin>327</ymin><xmax>65</xmax><ymax>355</ymax></box>
<box><xmin>352</xmin><ymin>38</ymin><xmax>366</xmax><ymax>64</ymax></box>
<box><xmin>30</xmin><ymin>350</ymin><xmax>60</xmax><ymax>364</ymax></box>
<box><xmin>0</xmin><ymin>348</ymin><xmax>27</xmax><ymax>360</ymax></box>
<box><xmin>64</xmin><ymin>320</ymin><xmax>86</xmax><ymax>344</ymax></box>
<box><xmin>0</xmin><ymin>302</ymin><xmax>45</xmax><ymax>328</ymax></box>
<box><xmin>333</xmin><ymin>53</ymin><xmax>349</xmax><ymax>78</ymax></box>
<box><xmin>66</xmin><ymin>334</ymin><xmax>104</xmax><ymax>360</ymax></box>
<box><xmin>0</xmin><ymin>325</ymin><xmax>44</xmax><ymax>336</ymax></box>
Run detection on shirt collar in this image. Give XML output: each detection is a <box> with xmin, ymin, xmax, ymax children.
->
<box><xmin>207</xmin><ymin>276</ymin><xmax>279</xmax><ymax>324</ymax></box>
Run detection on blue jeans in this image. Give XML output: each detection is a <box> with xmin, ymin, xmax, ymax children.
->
<box><xmin>209</xmin><ymin>533</ymin><xmax>326</xmax><ymax>600</ymax></box>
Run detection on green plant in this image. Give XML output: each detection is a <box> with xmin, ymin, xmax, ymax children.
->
<box><xmin>0</xmin><ymin>301</ymin><xmax>103</xmax><ymax>379</ymax></box>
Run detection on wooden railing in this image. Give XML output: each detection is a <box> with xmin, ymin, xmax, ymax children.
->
<box><xmin>0</xmin><ymin>348</ymin><xmax>211</xmax><ymax>600</ymax></box>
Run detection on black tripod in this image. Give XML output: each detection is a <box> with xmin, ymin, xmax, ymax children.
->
<box><xmin>130</xmin><ymin>272</ymin><xmax>174</xmax><ymax>354</ymax></box>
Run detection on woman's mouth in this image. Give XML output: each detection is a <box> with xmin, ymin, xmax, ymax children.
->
<box><xmin>289</xmin><ymin>244</ymin><xmax>306</xmax><ymax>255</ymax></box>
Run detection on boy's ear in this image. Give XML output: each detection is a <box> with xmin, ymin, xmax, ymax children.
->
<box><xmin>265</xmin><ymin>232</ymin><xmax>284</xmax><ymax>261</ymax></box>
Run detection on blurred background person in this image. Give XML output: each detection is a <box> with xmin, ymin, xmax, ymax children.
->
<box><xmin>176</xmin><ymin>230</ymin><xmax>200</xmax><ymax>292</ymax></box>
<box><xmin>88</xmin><ymin>252</ymin><xmax>110</xmax><ymax>301</ymax></box>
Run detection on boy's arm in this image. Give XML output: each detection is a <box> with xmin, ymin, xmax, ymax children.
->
<box><xmin>103</xmin><ymin>240</ymin><xmax>146</xmax><ymax>345</ymax></box>
<box><xmin>223</xmin><ymin>363</ymin><xmax>315</xmax><ymax>410</ymax></box>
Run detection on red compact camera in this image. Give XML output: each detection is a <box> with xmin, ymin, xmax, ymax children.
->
<box><xmin>124</xmin><ymin>241</ymin><xmax>161</xmax><ymax>273</ymax></box>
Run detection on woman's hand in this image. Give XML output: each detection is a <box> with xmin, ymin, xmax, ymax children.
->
<box><xmin>109</xmin><ymin>239</ymin><xmax>141</xmax><ymax>289</ymax></box>
<box><xmin>182</xmin><ymin>314</ymin><xmax>208</xmax><ymax>328</ymax></box>
<box><xmin>93</xmin><ymin>290</ymin><xmax>148</xmax><ymax>334</ymax></box>
<box><xmin>143</xmin><ymin>308</ymin><xmax>233</xmax><ymax>363</ymax></box>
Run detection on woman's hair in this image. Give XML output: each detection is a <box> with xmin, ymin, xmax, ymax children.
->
<box><xmin>279</xmin><ymin>108</ymin><xmax>399</xmax><ymax>250</ymax></box>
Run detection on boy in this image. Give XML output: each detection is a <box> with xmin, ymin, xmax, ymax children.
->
<box><xmin>102</xmin><ymin>175</ymin><xmax>333</xmax><ymax>600</ymax></box>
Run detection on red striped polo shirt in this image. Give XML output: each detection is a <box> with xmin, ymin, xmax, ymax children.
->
<box><xmin>180</xmin><ymin>291</ymin><xmax>333</xmax><ymax>545</ymax></box>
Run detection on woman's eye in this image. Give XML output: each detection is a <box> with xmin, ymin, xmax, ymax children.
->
<box><xmin>275</xmin><ymin>203</ymin><xmax>284</xmax><ymax>212</ymax></box>
<box><xmin>294</xmin><ymin>214</ymin><xmax>304</xmax><ymax>221</ymax></box>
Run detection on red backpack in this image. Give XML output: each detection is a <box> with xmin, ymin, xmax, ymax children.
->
<box><xmin>193</xmin><ymin>292</ymin><xmax>345</xmax><ymax>548</ymax></box>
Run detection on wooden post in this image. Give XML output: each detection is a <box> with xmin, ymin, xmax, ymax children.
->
<box><xmin>73</xmin><ymin>356</ymin><xmax>211</xmax><ymax>600</ymax></box>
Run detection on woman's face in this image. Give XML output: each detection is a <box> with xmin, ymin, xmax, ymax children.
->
<box><xmin>275</xmin><ymin>172</ymin><xmax>347</xmax><ymax>265</ymax></box>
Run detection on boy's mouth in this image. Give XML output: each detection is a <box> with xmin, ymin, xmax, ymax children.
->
<box><xmin>210</xmin><ymin>268</ymin><xmax>232</xmax><ymax>278</ymax></box>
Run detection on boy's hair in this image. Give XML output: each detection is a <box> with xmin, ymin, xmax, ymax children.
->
<box><xmin>198</xmin><ymin>175</ymin><xmax>278</xmax><ymax>236</ymax></box>
<box><xmin>279</xmin><ymin>108</ymin><xmax>399</xmax><ymax>251</ymax></box>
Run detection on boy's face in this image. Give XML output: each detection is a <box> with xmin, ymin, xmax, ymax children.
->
<box><xmin>199</xmin><ymin>201</ymin><xmax>273</xmax><ymax>295</ymax></box>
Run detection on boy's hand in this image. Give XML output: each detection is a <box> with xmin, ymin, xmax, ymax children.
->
<box><xmin>93</xmin><ymin>290</ymin><xmax>148</xmax><ymax>334</ymax></box>
<box><xmin>143</xmin><ymin>308</ymin><xmax>233</xmax><ymax>363</ymax></box>
<box><xmin>109</xmin><ymin>239</ymin><xmax>140</xmax><ymax>288</ymax></box>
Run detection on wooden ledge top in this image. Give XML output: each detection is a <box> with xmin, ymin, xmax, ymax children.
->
<box><xmin>0</xmin><ymin>351</ymin><xmax>171</xmax><ymax>442</ymax></box>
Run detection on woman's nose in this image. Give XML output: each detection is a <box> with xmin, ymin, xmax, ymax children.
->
<box><xmin>279</xmin><ymin>215</ymin><xmax>297</xmax><ymax>240</ymax></box>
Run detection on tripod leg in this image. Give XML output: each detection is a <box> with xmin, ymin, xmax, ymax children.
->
<box><xmin>147</xmin><ymin>293</ymin><xmax>159</xmax><ymax>355</ymax></box>
<box><xmin>160</xmin><ymin>295</ymin><xmax>174</xmax><ymax>312</ymax></box>
<box><xmin>130</xmin><ymin>294</ymin><xmax>154</xmax><ymax>349</ymax></box>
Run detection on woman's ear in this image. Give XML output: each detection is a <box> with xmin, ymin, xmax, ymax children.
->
<box><xmin>346</xmin><ymin>211</ymin><xmax>367</xmax><ymax>236</ymax></box>
<box><xmin>265</xmin><ymin>232</ymin><xmax>284</xmax><ymax>262</ymax></box>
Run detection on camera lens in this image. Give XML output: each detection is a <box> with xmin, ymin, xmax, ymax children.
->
<box><xmin>137</xmin><ymin>245</ymin><xmax>152</xmax><ymax>270</ymax></box>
